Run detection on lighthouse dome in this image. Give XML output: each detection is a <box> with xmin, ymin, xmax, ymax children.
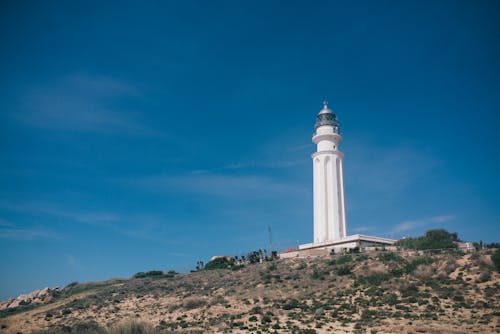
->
<box><xmin>315</xmin><ymin>102</ymin><xmax>339</xmax><ymax>132</ymax></box>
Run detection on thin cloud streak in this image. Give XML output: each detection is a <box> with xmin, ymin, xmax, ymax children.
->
<box><xmin>0</xmin><ymin>218</ymin><xmax>15</xmax><ymax>227</ymax></box>
<box><xmin>392</xmin><ymin>214</ymin><xmax>455</xmax><ymax>234</ymax></box>
<box><xmin>0</xmin><ymin>224</ymin><xmax>61</xmax><ymax>240</ymax></box>
<box><xmin>0</xmin><ymin>201</ymin><xmax>120</xmax><ymax>227</ymax></box>
<box><xmin>12</xmin><ymin>73</ymin><xmax>159</xmax><ymax>135</ymax></box>
<box><xmin>287</xmin><ymin>143</ymin><xmax>314</xmax><ymax>152</ymax></box>
<box><xmin>352</xmin><ymin>226</ymin><xmax>372</xmax><ymax>233</ymax></box>
<box><xmin>0</xmin><ymin>200</ymin><xmax>188</xmax><ymax>243</ymax></box>
<box><xmin>0</xmin><ymin>218</ymin><xmax>60</xmax><ymax>240</ymax></box>
<box><xmin>348</xmin><ymin>144</ymin><xmax>440</xmax><ymax>194</ymax></box>
<box><xmin>214</xmin><ymin>159</ymin><xmax>307</xmax><ymax>171</ymax></box>
<box><xmin>125</xmin><ymin>172</ymin><xmax>309</xmax><ymax>198</ymax></box>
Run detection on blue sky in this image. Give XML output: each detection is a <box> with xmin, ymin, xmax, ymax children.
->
<box><xmin>0</xmin><ymin>1</ymin><xmax>499</xmax><ymax>300</ymax></box>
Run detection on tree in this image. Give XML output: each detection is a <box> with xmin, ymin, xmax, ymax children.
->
<box><xmin>396</xmin><ymin>229</ymin><xmax>459</xmax><ymax>250</ymax></box>
<box><xmin>247</xmin><ymin>251</ymin><xmax>261</xmax><ymax>264</ymax></box>
<box><xmin>195</xmin><ymin>261</ymin><xmax>204</xmax><ymax>271</ymax></box>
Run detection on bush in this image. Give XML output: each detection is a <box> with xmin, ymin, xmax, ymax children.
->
<box><xmin>204</xmin><ymin>257</ymin><xmax>238</xmax><ymax>270</ymax></box>
<box><xmin>492</xmin><ymin>249</ymin><xmax>500</xmax><ymax>272</ymax></box>
<box><xmin>349</xmin><ymin>247</ymin><xmax>360</xmax><ymax>254</ymax></box>
<box><xmin>33</xmin><ymin>322</ymin><xmax>106</xmax><ymax>334</ymax></box>
<box><xmin>109</xmin><ymin>321</ymin><xmax>154</xmax><ymax>334</ymax></box>
<box><xmin>261</xmin><ymin>315</ymin><xmax>272</xmax><ymax>323</ymax></box>
<box><xmin>378</xmin><ymin>252</ymin><xmax>404</xmax><ymax>263</ymax></box>
<box><xmin>281</xmin><ymin>298</ymin><xmax>300</xmax><ymax>310</ymax></box>
<box><xmin>183</xmin><ymin>297</ymin><xmax>206</xmax><ymax>310</ymax></box>
<box><xmin>65</xmin><ymin>282</ymin><xmax>79</xmax><ymax>289</ymax></box>
<box><xmin>336</xmin><ymin>255</ymin><xmax>352</xmax><ymax>265</ymax></box>
<box><xmin>357</xmin><ymin>273</ymin><xmax>390</xmax><ymax>286</ymax></box>
<box><xmin>404</xmin><ymin>257</ymin><xmax>434</xmax><ymax>274</ymax></box>
<box><xmin>133</xmin><ymin>270</ymin><xmax>164</xmax><ymax>279</ymax></box>
<box><xmin>311</xmin><ymin>269</ymin><xmax>328</xmax><ymax>280</ymax></box>
<box><xmin>390</xmin><ymin>268</ymin><xmax>404</xmax><ymax>277</ymax></box>
<box><xmin>336</xmin><ymin>265</ymin><xmax>352</xmax><ymax>276</ymax></box>
<box><xmin>299</xmin><ymin>329</ymin><xmax>317</xmax><ymax>334</ymax></box>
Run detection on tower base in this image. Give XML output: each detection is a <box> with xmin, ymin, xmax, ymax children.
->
<box><xmin>280</xmin><ymin>234</ymin><xmax>397</xmax><ymax>259</ymax></box>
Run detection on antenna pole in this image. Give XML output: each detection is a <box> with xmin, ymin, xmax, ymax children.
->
<box><xmin>268</xmin><ymin>226</ymin><xmax>273</xmax><ymax>254</ymax></box>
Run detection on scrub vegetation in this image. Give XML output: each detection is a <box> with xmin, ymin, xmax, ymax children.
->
<box><xmin>1</xmin><ymin>232</ymin><xmax>498</xmax><ymax>334</ymax></box>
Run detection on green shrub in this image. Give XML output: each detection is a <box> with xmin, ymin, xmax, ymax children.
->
<box><xmin>401</xmin><ymin>284</ymin><xmax>419</xmax><ymax>298</ymax></box>
<box><xmin>261</xmin><ymin>315</ymin><xmax>272</xmax><ymax>323</ymax></box>
<box><xmin>164</xmin><ymin>270</ymin><xmax>178</xmax><ymax>277</ymax></box>
<box><xmin>357</xmin><ymin>273</ymin><xmax>390</xmax><ymax>286</ymax></box>
<box><xmin>390</xmin><ymin>268</ymin><xmax>404</xmax><ymax>277</ymax></box>
<box><xmin>336</xmin><ymin>265</ymin><xmax>352</xmax><ymax>276</ymax></box>
<box><xmin>183</xmin><ymin>297</ymin><xmax>206</xmax><ymax>310</ymax></box>
<box><xmin>282</xmin><ymin>298</ymin><xmax>300</xmax><ymax>310</ymax></box>
<box><xmin>299</xmin><ymin>329</ymin><xmax>317</xmax><ymax>334</ymax></box>
<box><xmin>249</xmin><ymin>306</ymin><xmax>262</xmax><ymax>314</ymax></box>
<box><xmin>385</xmin><ymin>293</ymin><xmax>399</xmax><ymax>306</ymax></box>
<box><xmin>355</xmin><ymin>254</ymin><xmax>369</xmax><ymax>262</ymax></box>
<box><xmin>204</xmin><ymin>257</ymin><xmax>237</xmax><ymax>270</ymax></box>
<box><xmin>311</xmin><ymin>268</ymin><xmax>329</xmax><ymax>280</ymax></box>
<box><xmin>132</xmin><ymin>270</ymin><xmax>164</xmax><ymax>279</ymax></box>
<box><xmin>109</xmin><ymin>321</ymin><xmax>154</xmax><ymax>334</ymax></box>
<box><xmin>65</xmin><ymin>282</ymin><xmax>79</xmax><ymax>289</ymax></box>
<box><xmin>349</xmin><ymin>247</ymin><xmax>360</xmax><ymax>254</ymax></box>
<box><xmin>33</xmin><ymin>322</ymin><xmax>106</xmax><ymax>334</ymax></box>
<box><xmin>378</xmin><ymin>252</ymin><xmax>404</xmax><ymax>263</ymax></box>
<box><xmin>492</xmin><ymin>249</ymin><xmax>500</xmax><ymax>272</ymax></box>
<box><xmin>404</xmin><ymin>257</ymin><xmax>434</xmax><ymax>274</ymax></box>
<box><xmin>336</xmin><ymin>255</ymin><xmax>353</xmax><ymax>265</ymax></box>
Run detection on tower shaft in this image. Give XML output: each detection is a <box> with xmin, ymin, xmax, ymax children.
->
<box><xmin>313</xmin><ymin>151</ymin><xmax>346</xmax><ymax>242</ymax></box>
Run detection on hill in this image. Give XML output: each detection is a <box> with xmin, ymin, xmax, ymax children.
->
<box><xmin>0</xmin><ymin>249</ymin><xmax>498</xmax><ymax>334</ymax></box>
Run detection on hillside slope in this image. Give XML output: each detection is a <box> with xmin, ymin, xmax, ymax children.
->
<box><xmin>1</xmin><ymin>249</ymin><xmax>499</xmax><ymax>334</ymax></box>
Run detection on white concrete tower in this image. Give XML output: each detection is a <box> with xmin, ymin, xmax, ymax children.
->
<box><xmin>312</xmin><ymin>102</ymin><xmax>347</xmax><ymax>244</ymax></box>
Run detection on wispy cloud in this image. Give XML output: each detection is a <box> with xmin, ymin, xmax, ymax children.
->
<box><xmin>392</xmin><ymin>214</ymin><xmax>455</xmax><ymax>234</ymax></box>
<box><xmin>352</xmin><ymin>226</ymin><xmax>373</xmax><ymax>233</ymax></box>
<box><xmin>0</xmin><ymin>227</ymin><xmax>59</xmax><ymax>240</ymax></box>
<box><xmin>13</xmin><ymin>73</ymin><xmax>158</xmax><ymax>135</ymax></box>
<box><xmin>348</xmin><ymin>144</ymin><xmax>440</xmax><ymax>194</ymax></box>
<box><xmin>0</xmin><ymin>201</ymin><xmax>120</xmax><ymax>227</ymax></box>
<box><xmin>287</xmin><ymin>143</ymin><xmax>314</xmax><ymax>152</ymax></box>
<box><xmin>0</xmin><ymin>218</ymin><xmax>14</xmax><ymax>227</ymax></box>
<box><xmin>125</xmin><ymin>172</ymin><xmax>308</xmax><ymax>198</ymax></box>
<box><xmin>218</xmin><ymin>159</ymin><xmax>306</xmax><ymax>171</ymax></box>
<box><xmin>0</xmin><ymin>217</ymin><xmax>60</xmax><ymax>240</ymax></box>
<box><xmin>68</xmin><ymin>73</ymin><xmax>140</xmax><ymax>97</ymax></box>
<box><xmin>0</xmin><ymin>200</ymin><xmax>182</xmax><ymax>242</ymax></box>
<box><xmin>188</xmin><ymin>157</ymin><xmax>308</xmax><ymax>175</ymax></box>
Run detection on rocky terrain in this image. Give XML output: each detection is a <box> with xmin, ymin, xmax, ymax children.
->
<box><xmin>0</xmin><ymin>288</ymin><xmax>60</xmax><ymax>311</ymax></box>
<box><xmin>0</xmin><ymin>249</ymin><xmax>498</xmax><ymax>334</ymax></box>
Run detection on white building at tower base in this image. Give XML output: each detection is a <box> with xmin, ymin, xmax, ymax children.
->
<box><xmin>299</xmin><ymin>234</ymin><xmax>397</xmax><ymax>252</ymax></box>
<box><xmin>282</xmin><ymin>234</ymin><xmax>397</xmax><ymax>258</ymax></box>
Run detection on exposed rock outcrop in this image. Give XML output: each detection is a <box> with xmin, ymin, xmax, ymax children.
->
<box><xmin>0</xmin><ymin>287</ymin><xmax>59</xmax><ymax>310</ymax></box>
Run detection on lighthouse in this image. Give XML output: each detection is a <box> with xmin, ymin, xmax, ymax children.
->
<box><xmin>280</xmin><ymin>102</ymin><xmax>396</xmax><ymax>257</ymax></box>
<box><xmin>312</xmin><ymin>102</ymin><xmax>347</xmax><ymax>244</ymax></box>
